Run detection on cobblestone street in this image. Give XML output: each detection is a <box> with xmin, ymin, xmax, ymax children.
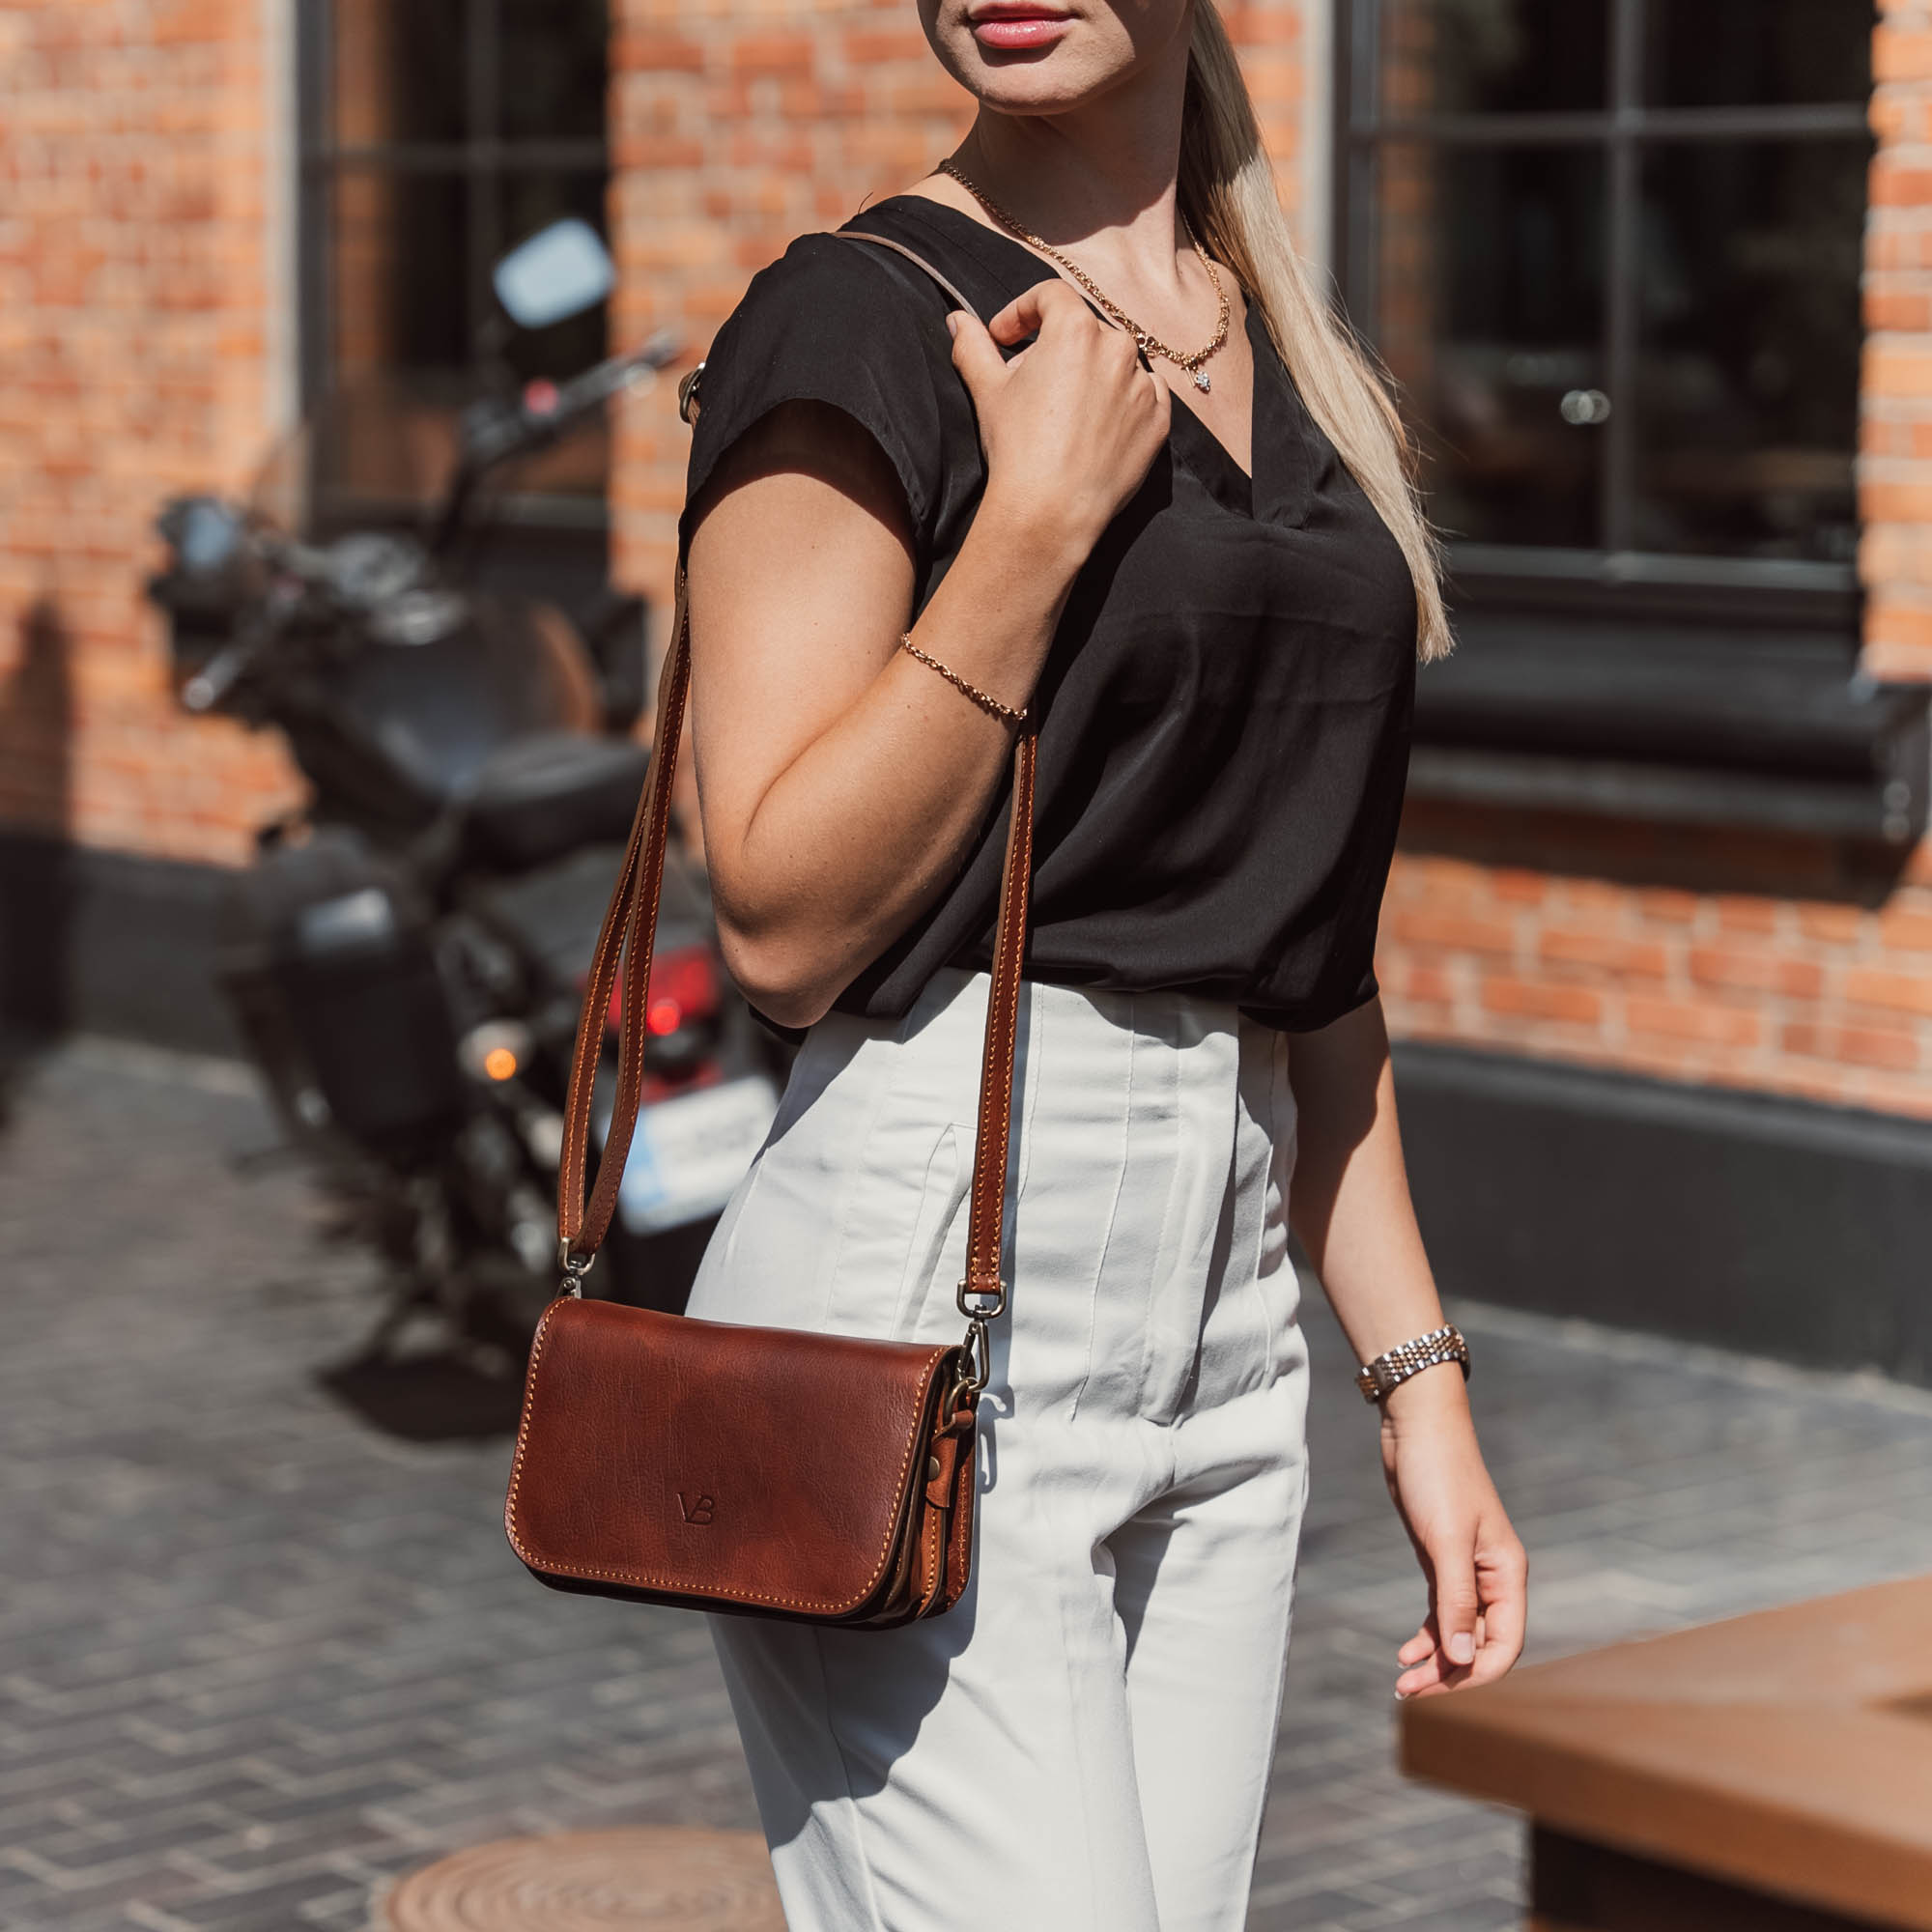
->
<box><xmin>4</xmin><ymin>1037</ymin><xmax>1931</xmax><ymax>1932</ymax></box>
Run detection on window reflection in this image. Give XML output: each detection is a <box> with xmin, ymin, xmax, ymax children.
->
<box><xmin>312</xmin><ymin>0</ymin><xmax>611</xmax><ymax>516</ymax></box>
<box><xmin>1378</xmin><ymin>0</ymin><xmax>1609</xmax><ymax>118</ymax></box>
<box><xmin>1634</xmin><ymin>140</ymin><xmax>1866</xmax><ymax>562</ymax></box>
<box><xmin>1648</xmin><ymin>0</ymin><xmax>1876</xmax><ymax>110</ymax></box>
<box><xmin>331</xmin><ymin>0</ymin><xmax>468</xmax><ymax>147</ymax></box>
<box><xmin>1374</xmin><ymin>145</ymin><xmax>1605</xmax><ymax>548</ymax></box>
<box><xmin>330</xmin><ymin>167</ymin><xmax>469</xmax><ymax>384</ymax></box>
<box><xmin>1346</xmin><ymin>0</ymin><xmax>1872</xmax><ymax>573</ymax></box>
<box><xmin>500</xmin><ymin>0</ymin><xmax>611</xmax><ymax>141</ymax></box>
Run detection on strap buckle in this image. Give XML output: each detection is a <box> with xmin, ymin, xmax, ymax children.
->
<box><xmin>676</xmin><ymin>362</ymin><xmax>705</xmax><ymax>425</ymax></box>
<box><xmin>950</xmin><ymin>1274</ymin><xmax>1007</xmax><ymax>1409</ymax></box>
<box><xmin>956</xmin><ymin>1274</ymin><xmax>1008</xmax><ymax>1322</ymax></box>
<box><xmin>556</xmin><ymin>1239</ymin><xmax>596</xmax><ymax>1299</ymax></box>
<box><xmin>949</xmin><ymin>1317</ymin><xmax>993</xmax><ymax>1414</ymax></box>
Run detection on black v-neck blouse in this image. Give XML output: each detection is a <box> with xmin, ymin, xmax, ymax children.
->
<box><xmin>681</xmin><ymin>195</ymin><xmax>1416</xmax><ymax>1034</ymax></box>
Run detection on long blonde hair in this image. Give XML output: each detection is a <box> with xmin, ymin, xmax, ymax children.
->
<box><xmin>1179</xmin><ymin>2</ymin><xmax>1450</xmax><ymax>661</ymax></box>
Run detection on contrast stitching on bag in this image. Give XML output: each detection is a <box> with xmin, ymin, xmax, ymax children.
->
<box><xmin>559</xmin><ymin>579</ymin><xmax>693</xmax><ymax>1255</ymax></box>
<box><xmin>966</xmin><ymin>739</ymin><xmax>1031</xmax><ymax>1288</ymax></box>
<box><xmin>991</xmin><ymin>743</ymin><xmax>1032</xmax><ymax>1276</ymax></box>
<box><xmin>557</xmin><ymin>770</ymin><xmax>645</xmax><ymax>1237</ymax></box>
<box><xmin>947</xmin><ymin>1453</ymin><xmax>974</xmax><ymax>1599</ymax></box>
<box><xmin>586</xmin><ymin>633</ymin><xmax>690</xmax><ymax>1249</ymax></box>
<box><xmin>504</xmin><ymin>1309</ymin><xmax>952</xmax><ymax>1614</ymax></box>
<box><xmin>918</xmin><ymin>1492</ymin><xmax>943</xmax><ymax>1615</ymax></box>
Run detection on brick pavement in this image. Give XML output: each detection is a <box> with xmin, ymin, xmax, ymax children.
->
<box><xmin>3</xmin><ymin>1037</ymin><xmax>1931</xmax><ymax>1931</ymax></box>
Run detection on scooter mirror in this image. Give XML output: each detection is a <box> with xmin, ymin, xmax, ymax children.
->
<box><xmin>492</xmin><ymin>218</ymin><xmax>615</xmax><ymax>330</ymax></box>
<box><xmin>159</xmin><ymin>496</ymin><xmax>244</xmax><ymax>573</ymax></box>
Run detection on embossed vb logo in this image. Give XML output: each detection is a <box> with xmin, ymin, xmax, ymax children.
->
<box><xmin>677</xmin><ymin>1491</ymin><xmax>716</xmax><ymax>1526</ymax></box>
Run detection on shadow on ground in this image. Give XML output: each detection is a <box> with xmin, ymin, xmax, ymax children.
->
<box><xmin>315</xmin><ymin>1347</ymin><xmax>527</xmax><ymax>1443</ymax></box>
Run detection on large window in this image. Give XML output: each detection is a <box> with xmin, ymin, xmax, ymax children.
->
<box><xmin>1337</xmin><ymin>0</ymin><xmax>1873</xmax><ymax>601</ymax></box>
<box><xmin>296</xmin><ymin>0</ymin><xmax>611</xmax><ymax>523</ymax></box>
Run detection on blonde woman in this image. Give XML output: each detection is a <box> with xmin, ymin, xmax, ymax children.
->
<box><xmin>678</xmin><ymin>2</ymin><xmax>1526</xmax><ymax>1923</ymax></box>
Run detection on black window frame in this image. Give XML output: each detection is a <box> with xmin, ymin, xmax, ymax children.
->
<box><xmin>1332</xmin><ymin>0</ymin><xmax>1873</xmax><ymax>639</ymax></box>
<box><xmin>293</xmin><ymin>0</ymin><xmax>611</xmax><ymax>533</ymax></box>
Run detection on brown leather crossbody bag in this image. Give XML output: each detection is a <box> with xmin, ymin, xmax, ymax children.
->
<box><xmin>504</xmin><ymin>234</ymin><xmax>1031</xmax><ymax>1627</ymax></box>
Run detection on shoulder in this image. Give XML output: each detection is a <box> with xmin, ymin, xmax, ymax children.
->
<box><xmin>682</xmin><ymin>229</ymin><xmax>958</xmax><ymax>550</ymax></box>
<box><xmin>710</xmin><ymin>229</ymin><xmax>951</xmax><ymax>376</ymax></box>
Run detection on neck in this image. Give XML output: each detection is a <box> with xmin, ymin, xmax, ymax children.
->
<box><xmin>952</xmin><ymin>30</ymin><xmax>1193</xmax><ymax>282</ymax></box>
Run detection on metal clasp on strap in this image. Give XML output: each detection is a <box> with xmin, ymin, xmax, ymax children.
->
<box><xmin>676</xmin><ymin>362</ymin><xmax>704</xmax><ymax>425</ymax></box>
<box><xmin>557</xmin><ymin>1239</ymin><xmax>596</xmax><ymax>1299</ymax></box>
<box><xmin>956</xmin><ymin>1274</ymin><xmax>1008</xmax><ymax>1322</ymax></box>
<box><xmin>951</xmin><ymin>1275</ymin><xmax>1008</xmax><ymax>1408</ymax></box>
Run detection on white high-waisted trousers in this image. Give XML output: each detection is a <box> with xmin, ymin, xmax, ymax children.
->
<box><xmin>686</xmin><ymin>966</ymin><xmax>1311</xmax><ymax>1932</ymax></box>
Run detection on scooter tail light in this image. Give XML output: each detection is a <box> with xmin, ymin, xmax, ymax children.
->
<box><xmin>457</xmin><ymin>1017</ymin><xmax>535</xmax><ymax>1084</ymax></box>
<box><xmin>605</xmin><ymin>943</ymin><xmax>722</xmax><ymax>1036</ymax></box>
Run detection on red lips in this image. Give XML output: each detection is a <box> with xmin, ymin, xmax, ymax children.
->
<box><xmin>969</xmin><ymin>4</ymin><xmax>1072</xmax><ymax>52</ymax></box>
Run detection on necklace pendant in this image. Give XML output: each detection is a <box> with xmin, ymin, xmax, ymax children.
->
<box><xmin>1193</xmin><ymin>369</ymin><xmax>1212</xmax><ymax>394</ymax></box>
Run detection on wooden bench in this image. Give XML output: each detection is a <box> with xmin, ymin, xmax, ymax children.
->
<box><xmin>1401</xmin><ymin>1575</ymin><xmax>1932</xmax><ymax>1931</ymax></box>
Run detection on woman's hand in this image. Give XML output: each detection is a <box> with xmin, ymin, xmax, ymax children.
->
<box><xmin>948</xmin><ymin>279</ymin><xmax>1170</xmax><ymax>566</ymax></box>
<box><xmin>1284</xmin><ymin>1002</ymin><xmax>1527</xmax><ymax>1700</ymax></box>
<box><xmin>1378</xmin><ymin>1369</ymin><xmax>1528</xmax><ymax>1698</ymax></box>
<box><xmin>689</xmin><ymin>280</ymin><xmax>1151</xmax><ymax>1025</ymax></box>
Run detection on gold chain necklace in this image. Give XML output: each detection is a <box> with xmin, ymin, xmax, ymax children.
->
<box><xmin>937</xmin><ymin>157</ymin><xmax>1231</xmax><ymax>393</ymax></box>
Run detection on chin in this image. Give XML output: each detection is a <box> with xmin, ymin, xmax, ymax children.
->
<box><xmin>960</xmin><ymin>61</ymin><xmax>1119</xmax><ymax>117</ymax></box>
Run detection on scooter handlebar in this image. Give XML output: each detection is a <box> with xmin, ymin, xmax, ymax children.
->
<box><xmin>525</xmin><ymin>333</ymin><xmax>682</xmax><ymax>438</ymax></box>
<box><xmin>181</xmin><ymin>638</ymin><xmax>254</xmax><ymax>713</ymax></box>
<box><xmin>434</xmin><ymin>334</ymin><xmax>684</xmax><ymax>554</ymax></box>
<box><xmin>179</xmin><ymin>591</ymin><xmax>292</xmax><ymax>713</ymax></box>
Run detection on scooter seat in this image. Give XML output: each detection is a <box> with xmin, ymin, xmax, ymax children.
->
<box><xmin>461</xmin><ymin>730</ymin><xmax>650</xmax><ymax>870</ymax></box>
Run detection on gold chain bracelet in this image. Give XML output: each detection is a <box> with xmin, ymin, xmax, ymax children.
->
<box><xmin>899</xmin><ymin>634</ymin><xmax>1030</xmax><ymax>724</ymax></box>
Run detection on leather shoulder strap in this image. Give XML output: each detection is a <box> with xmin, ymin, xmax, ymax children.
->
<box><xmin>557</xmin><ymin>231</ymin><xmax>1035</xmax><ymax>1329</ymax></box>
<box><xmin>839</xmin><ymin>227</ymin><xmax>977</xmax><ymax>315</ymax></box>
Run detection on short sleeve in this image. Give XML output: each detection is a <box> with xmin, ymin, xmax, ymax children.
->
<box><xmin>678</xmin><ymin>234</ymin><xmax>951</xmax><ymax>559</ymax></box>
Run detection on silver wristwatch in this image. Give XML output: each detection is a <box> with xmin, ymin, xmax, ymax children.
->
<box><xmin>1355</xmin><ymin>1323</ymin><xmax>1471</xmax><ymax>1405</ymax></box>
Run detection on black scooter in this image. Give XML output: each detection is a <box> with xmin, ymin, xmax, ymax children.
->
<box><xmin>148</xmin><ymin>219</ymin><xmax>779</xmax><ymax>1359</ymax></box>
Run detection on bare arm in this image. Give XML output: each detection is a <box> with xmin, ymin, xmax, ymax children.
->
<box><xmin>1289</xmin><ymin>998</ymin><xmax>1528</xmax><ymax>1697</ymax></box>
<box><xmin>685</xmin><ymin>282</ymin><xmax>1169</xmax><ymax>1028</ymax></box>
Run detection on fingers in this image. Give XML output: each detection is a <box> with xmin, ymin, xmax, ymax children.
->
<box><xmin>952</xmin><ymin>273</ymin><xmax>1168</xmax><ymax>549</ymax></box>
<box><xmin>987</xmin><ymin>275</ymin><xmax>1092</xmax><ymax>348</ymax></box>
<box><xmin>1394</xmin><ymin>1622</ymin><xmax>1443</xmax><ymax>1699</ymax></box>
<box><xmin>1396</xmin><ymin>1645</ymin><xmax>1454</xmax><ymax>1698</ymax></box>
<box><xmin>1431</xmin><ymin>1540</ymin><xmax>1483</xmax><ymax>1672</ymax></box>
<box><xmin>1473</xmin><ymin>1533</ymin><xmax>1529</xmax><ymax>1679</ymax></box>
<box><xmin>1144</xmin><ymin>369</ymin><xmax>1173</xmax><ymax>435</ymax></box>
<box><xmin>1396</xmin><ymin>1523</ymin><xmax>1529</xmax><ymax>1699</ymax></box>
<box><xmin>947</xmin><ymin>308</ymin><xmax>1009</xmax><ymax>405</ymax></box>
<box><xmin>1395</xmin><ymin>1610</ymin><xmax>1487</xmax><ymax>1699</ymax></box>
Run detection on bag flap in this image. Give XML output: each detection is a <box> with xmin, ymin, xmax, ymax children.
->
<box><xmin>505</xmin><ymin>1298</ymin><xmax>955</xmax><ymax>1616</ymax></box>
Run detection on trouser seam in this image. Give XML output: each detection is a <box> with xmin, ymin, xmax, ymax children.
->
<box><xmin>1067</xmin><ymin>1001</ymin><xmax>1135</xmax><ymax>1425</ymax></box>
<box><xmin>1251</xmin><ymin>1028</ymin><xmax>1291</xmax><ymax>1390</ymax></box>
<box><xmin>1222</xmin><ymin>1446</ymin><xmax>1310</xmax><ymax>1931</ymax></box>
<box><xmin>803</xmin><ymin>1627</ymin><xmax>892</xmax><ymax>1932</ymax></box>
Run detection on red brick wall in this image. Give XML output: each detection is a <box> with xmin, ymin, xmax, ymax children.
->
<box><xmin>0</xmin><ymin>0</ymin><xmax>301</xmax><ymax>864</ymax></box>
<box><xmin>1866</xmin><ymin>0</ymin><xmax>1932</xmax><ymax>679</ymax></box>
<box><xmin>1378</xmin><ymin>816</ymin><xmax>1932</xmax><ymax>1121</ymax></box>
<box><xmin>606</xmin><ymin>0</ymin><xmax>1314</xmax><ymax>610</ymax></box>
